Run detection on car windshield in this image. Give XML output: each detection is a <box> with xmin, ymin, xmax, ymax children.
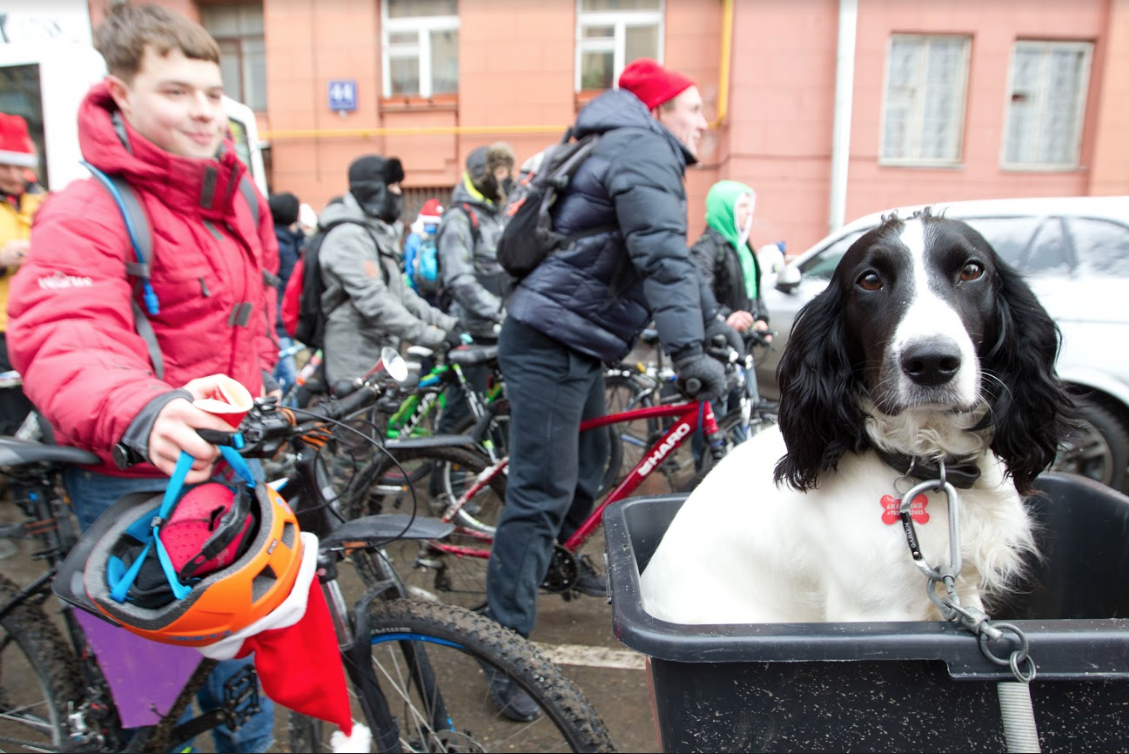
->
<box><xmin>801</xmin><ymin>229</ymin><xmax>867</xmax><ymax>280</ymax></box>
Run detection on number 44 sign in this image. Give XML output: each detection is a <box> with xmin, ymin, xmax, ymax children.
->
<box><xmin>328</xmin><ymin>79</ymin><xmax>357</xmax><ymax>113</ymax></box>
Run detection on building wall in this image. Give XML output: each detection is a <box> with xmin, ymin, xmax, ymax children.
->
<box><xmin>262</xmin><ymin>0</ymin><xmax>721</xmax><ymax>222</ymax></box>
<box><xmin>724</xmin><ymin>0</ymin><xmax>840</xmax><ymax>252</ymax></box>
<box><xmin>1091</xmin><ymin>0</ymin><xmax>1129</xmax><ymax>196</ymax></box>
<box><xmin>845</xmin><ymin>0</ymin><xmax>1108</xmax><ymax>228</ymax></box>
<box><xmin>88</xmin><ymin>0</ymin><xmax>1126</xmax><ymax>254</ymax></box>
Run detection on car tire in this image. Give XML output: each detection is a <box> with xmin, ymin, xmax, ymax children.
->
<box><xmin>1053</xmin><ymin>396</ymin><xmax>1129</xmax><ymax>493</ymax></box>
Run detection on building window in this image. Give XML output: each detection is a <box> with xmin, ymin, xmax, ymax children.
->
<box><xmin>202</xmin><ymin>3</ymin><xmax>266</xmax><ymax>112</ymax></box>
<box><xmin>1002</xmin><ymin>41</ymin><xmax>1092</xmax><ymax>170</ymax></box>
<box><xmin>880</xmin><ymin>34</ymin><xmax>970</xmax><ymax>166</ymax></box>
<box><xmin>575</xmin><ymin>0</ymin><xmax>664</xmax><ymax>92</ymax></box>
<box><xmin>382</xmin><ymin>0</ymin><xmax>460</xmax><ymax>98</ymax></box>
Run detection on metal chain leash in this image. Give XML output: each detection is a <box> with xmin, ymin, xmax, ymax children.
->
<box><xmin>896</xmin><ymin>461</ymin><xmax>1041</xmax><ymax>752</ymax></box>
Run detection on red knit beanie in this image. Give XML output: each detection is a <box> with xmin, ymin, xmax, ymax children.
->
<box><xmin>618</xmin><ymin>58</ymin><xmax>696</xmax><ymax>111</ymax></box>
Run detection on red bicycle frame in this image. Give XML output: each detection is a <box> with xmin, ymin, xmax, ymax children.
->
<box><xmin>434</xmin><ymin>397</ymin><xmax>718</xmax><ymax>558</ymax></box>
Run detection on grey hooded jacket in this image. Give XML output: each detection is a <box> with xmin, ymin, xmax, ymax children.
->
<box><xmin>436</xmin><ymin>178</ymin><xmax>509</xmax><ymax>339</ymax></box>
<box><xmin>318</xmin><ymin>192</ymin><xmax>457</xmax><ymax>384</ymax></box>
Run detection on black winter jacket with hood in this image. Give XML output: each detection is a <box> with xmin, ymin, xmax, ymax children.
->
<box><xmin>505</xmin><ymin>89</ymin><xmax>719</xmax><ymax>364</ymax></box>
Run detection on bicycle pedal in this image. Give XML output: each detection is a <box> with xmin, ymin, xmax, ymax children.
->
<box><xmin>221</xmin><ymin>666</ymin><xmax>260</xmax><ymax>729</ymax></box>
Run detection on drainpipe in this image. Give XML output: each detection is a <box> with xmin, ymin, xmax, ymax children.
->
<box><xmin>828</xmin><ymin>0</ymin><xmax>858</xmax><ymax>233</ymax></box>
<box><xmin>712</xmin><ymin>0</ymin><xmax>734</xmax><ymax>129</ymax></box>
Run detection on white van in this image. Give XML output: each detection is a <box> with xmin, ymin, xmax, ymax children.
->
<box><xmin>0</xmin><ymin>42</ymin><xmax>267</xmax><ymax>193</ymax></box>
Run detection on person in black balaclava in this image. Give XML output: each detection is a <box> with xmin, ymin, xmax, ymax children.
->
<box><xmin>318</xmin><ymin>153</ymin><xmax>460</xmax><ymax>494</ymax></box>
<box><xmin>348</xmin><ymin>154</ymin><xmax>406</xmax><ymax>224</ymax></box>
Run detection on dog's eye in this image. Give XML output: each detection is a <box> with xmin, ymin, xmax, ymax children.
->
<box><xmin>960</xmin><ymin>262</ymin><xmax>984</xmax><ymax>282</ymax></box>
<box><xmin>857</xmin><ymin>272</ymin><xmax>883</xmax><ymax>291</ymax></box>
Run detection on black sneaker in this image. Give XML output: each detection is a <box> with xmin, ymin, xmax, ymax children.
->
<box><xmin>479</xmin><ymin>661</ymin><xmax>541</xmax><ymax>722</ymax></box>
<box><xmin>574</xmin><ymin>556</ymin><xmax>607</xmax><ymax>597</ymax></box>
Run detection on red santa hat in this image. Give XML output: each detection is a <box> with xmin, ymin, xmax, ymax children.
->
<box><xmin>418</xmin><ymin>197</ymin><xmax>444</xmax><ymax>225</ymax></box>
<box><xmin>0</xmin><ymin>113</ymin><xmax>37</xmax><ymax>169</ymax></box>
<box><xmin>199</xmin><ymin>533</ymin><xmax>371</xmax><ymax>752</ymax></box>
<box><xmin>617</xmin><ymin>58</ymin><xmax>696</xmax><ymax>111</ymax></box>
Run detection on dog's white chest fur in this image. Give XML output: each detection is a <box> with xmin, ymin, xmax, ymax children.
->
<box><xmin>639</xmin><ymin>426</ymin><xmax>1033</xmax><ymax>625</ymax></box>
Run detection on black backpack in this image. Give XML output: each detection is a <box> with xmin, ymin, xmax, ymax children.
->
<box><xmin>284</xmin><ymin>219</ymin><xmax>388</xmax><ymax>350</ymax></box>
<box><xmin>495</xmin><ymin>127</ymin><xmax>611</xmax><ymax>279</ymax></box>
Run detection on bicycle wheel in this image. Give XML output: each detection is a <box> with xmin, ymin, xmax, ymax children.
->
<box><xmin>351</xmin><ymin>446</ymin><xmax>505</xmax><ymax>609</ymax></box>
<box><xmin>679</xmin><ymin>404</ymin><xmax>777</xmax><ymax>493</ymax></box>
<box><xmin>0</xmin><ymin>576</ymin><xmax>81</xmax><ymax>753</ymax></box>
<box><xmin>287</xmin><ymin>599</ymin><xmax>615</xmax><ymax>753</ymax></box>
<box><xmin>603</xmin><ymin>373</ymin><xmax>658</xmax><ymax>492</ymax></box>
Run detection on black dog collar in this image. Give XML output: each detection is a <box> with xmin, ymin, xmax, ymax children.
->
<box><xmin>876</xmin><ymin>449</ymin><xmax>982</xmax><ymax>489</ymax></box>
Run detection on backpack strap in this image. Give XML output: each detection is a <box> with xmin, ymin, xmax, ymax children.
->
<box><xmin>459</xmin><ymin>203</ymin><xmax>482</xmax><ymax>247</ymax></box>
<box><xmin>81</xmin><ymin>161</ymin><xmax>165</xmax><ymax>381</ymax></box>
<box><xmin>237</xmin><ymin>175</ymin><xmax>259</xmax><ymax>226</ymax></box>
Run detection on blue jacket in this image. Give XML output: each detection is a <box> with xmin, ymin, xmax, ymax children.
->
<box><xmin>505</xmin><ymin>88</ymin><xmax>718</xmax><ymax>363</ymax></box>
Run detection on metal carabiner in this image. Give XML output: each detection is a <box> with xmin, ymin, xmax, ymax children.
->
<box><xmin>899</xmin><ymin>475</ymin><xmax>961</xmax><ymax>584</ymax></box>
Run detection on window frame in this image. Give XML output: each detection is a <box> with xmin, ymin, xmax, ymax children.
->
<box><xmin>878</xmin><ymin>33</ymin><xmax>971</xmax><ymax>168</ymax></box>
<box><xmin>574</xmin><ymin>0</ymin><xmax>665</xmax><ymax>93</ymax></box>
<box><xmin>201</xmin><ymin>3</ymin><xmax>266</xmax><ymax>112</ymax></box>
<box><xmin>1000</xmin><ymin>40</ymin><xmax>1093</xmax><ymax>172</ymax></box>
<box><xmin>381</xmin><ymin>2</ymin><xmax>461</xmax><ymax>99</ymax></box>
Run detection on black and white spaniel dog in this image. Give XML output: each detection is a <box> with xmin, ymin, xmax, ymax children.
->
<box><xmin>641</xmin><ymin>210</ymin><xmax>1072</xmax><ymax>624</ymax></box>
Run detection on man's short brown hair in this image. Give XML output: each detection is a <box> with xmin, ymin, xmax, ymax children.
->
<box><xmin>94</xmin><ymin>4</ymin><xmax>221</xmax><ymax>83</ymax></box>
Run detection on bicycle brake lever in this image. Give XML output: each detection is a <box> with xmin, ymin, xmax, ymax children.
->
<box><xmin>195</xmin><ymin>428</ymin><xmax>245</xmax><ymax>449</ymax></box>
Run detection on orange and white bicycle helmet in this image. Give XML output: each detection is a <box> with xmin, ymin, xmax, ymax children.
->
<box><xmin>54</xmin><ymin>446</ymin><xmax>303</xmax><ymax>647</ymax></box>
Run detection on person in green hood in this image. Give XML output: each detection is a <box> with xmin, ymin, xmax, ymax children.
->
<box><xmin>691</xmin><ymin>180</ymin><xmax>772</xmax><ymax>344</ymax></box>
<box><xmin>689</xmin><ymin>180</ymin><xmax>772</xmax><ymax>466</ymax></box>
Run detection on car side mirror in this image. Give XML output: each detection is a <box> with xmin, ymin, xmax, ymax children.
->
<box><xmin>775</xmin><ymin>264</ymin><xmax>802</xmax><ymax>293</ymax></box>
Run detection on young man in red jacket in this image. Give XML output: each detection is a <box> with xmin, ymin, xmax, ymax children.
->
<box><xmin>7</xmin><ymin>6</ymin><xmax>278</xmax><ymax>751</ymax></box>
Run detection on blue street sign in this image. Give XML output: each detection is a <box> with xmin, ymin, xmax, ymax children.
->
<box><xmin>328</xmin><ymin>79</ymin><xmax>357</xmax><ymax>112</ymax></box>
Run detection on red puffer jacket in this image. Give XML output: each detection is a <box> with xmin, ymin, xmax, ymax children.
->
<box><xmin>7</xmin><ymin>81</ymin><xmax>279</xmax><ymax>476</ymax></box>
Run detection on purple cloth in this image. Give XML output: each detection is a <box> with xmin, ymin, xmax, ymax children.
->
<box><xmin>73</xmin><ymin>610</ymin><xmax>202</xmax><ymax>727</ymax></box>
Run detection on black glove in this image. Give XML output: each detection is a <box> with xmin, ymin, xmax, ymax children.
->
<box><xmin>704</xmin><ymin>317</ymin><xmax>746</xmax><ymax>359</ymax></box>
<box><xmin>443</xmin><ymin>329</ymin><xmax>469</xmax><ymax>350</ymax></box>
<box><xmin>673</xmin><ymin>348</ymin><xmax>727</xmax><ymax>402</ymax></box>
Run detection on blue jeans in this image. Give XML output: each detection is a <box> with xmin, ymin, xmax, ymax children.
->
<box><xmin>64</xmin><ymin>466</ymin><xmax>276</xmax><ymax>754</ymax></box>
<box><xmin>487</xmin><ymin>320</ymin><xmax>608</xmax><ymax>637</ymax></box>
<box><xmin>273</xmin><ymin>336</ymin><xmax>299</xmax><ymax>406</ymax></box>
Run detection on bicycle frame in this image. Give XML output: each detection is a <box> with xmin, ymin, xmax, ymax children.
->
<box><xmin>431</xmin><ymin>397</ymin><xmax>720</xmax><ymax>559</ymax></box>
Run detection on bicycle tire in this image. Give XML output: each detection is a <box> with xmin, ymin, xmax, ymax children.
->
<box><xmin>0</xmin><ymin>575</ymin><xmax>82</xmax><ymax>753</ymax></box>
<box><xmin>349</xmin><ymin>445</ymin><xmax>505</xmax><ymax>609</ymax></box>
<box><xmin>287</xmin><ymin>599</ymin><xmax>615</xmax><ymax>753</ymax></box>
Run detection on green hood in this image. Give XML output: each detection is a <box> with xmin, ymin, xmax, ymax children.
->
<box><xmin>704</xmin><ymin>180</ymin><xmax>758</xmax><ymax>299</ymax></box>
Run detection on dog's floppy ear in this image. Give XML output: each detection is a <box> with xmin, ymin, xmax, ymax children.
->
<box><xmin>980</xmin><ymin>259</ymin><xmax>1073</xmax><ymax>493</ymax></box>
<box><xmin>773</xmin><ymin>282</ymin><xmax>869</xmax><ymax>490</ymax></box>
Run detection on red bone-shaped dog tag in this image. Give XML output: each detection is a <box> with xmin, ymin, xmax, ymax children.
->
<box><xmin>881</xmin><ymin>494</ymin><xmax>929</xmax><ymax>525</ymax></box>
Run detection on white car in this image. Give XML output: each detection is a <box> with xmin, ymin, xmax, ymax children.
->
<box><xmin>756</xmin><ymin>196</ymin><xmax>1129</xmax><ymax>493</ymax></box>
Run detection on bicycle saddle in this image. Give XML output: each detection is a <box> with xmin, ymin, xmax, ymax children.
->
<box><xmin>320</xmin><ymin>513</ymin><xmax>454</xmax><ymax>551</ymax></box>
<box><xmin>447</xmin><ymin>344</ymin><xmax>499</xmax><ymax>367</ymax></box>
<box><xmin>0</xmin><ymin>437</ymin><xmax>100</xmax><ymax>468</ymax></box>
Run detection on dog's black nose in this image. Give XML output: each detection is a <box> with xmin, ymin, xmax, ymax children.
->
<box><xmin>901</xmin><ymin>339</ymin><xmax>962</xmax><ymax>386</ymax></box>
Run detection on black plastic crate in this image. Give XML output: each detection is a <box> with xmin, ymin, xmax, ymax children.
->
<box><xmin>603</xmin><ymin>472</ymin><xmax>1129</xmax><ymax>753</ymax></box>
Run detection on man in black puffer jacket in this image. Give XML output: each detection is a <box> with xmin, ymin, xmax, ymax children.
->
<box><xmin>484</xmin><ymin>58</ymin><xmax>739</xmax><ymax>720</ymax></box>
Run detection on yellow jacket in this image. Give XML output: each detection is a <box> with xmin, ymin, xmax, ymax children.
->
<box><xmin>0</xmin><ymin>189</ymin><xmax>45</xmax><ymax>331</ymax></box>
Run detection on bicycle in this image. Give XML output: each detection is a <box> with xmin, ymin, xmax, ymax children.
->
<box><xmin>356</xmin><ymin>345</ymin><xmax>749</xmax><ymax>611</ymax></box>
<box><xmin>0</xmin><ymin>349</ymin><xmax>615</xmax><ymax>753</ymax></box>
<box><xmin>604</xmin><ymin>329</ymin><xmax>779</xmax><ymax>494</ymax></box>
